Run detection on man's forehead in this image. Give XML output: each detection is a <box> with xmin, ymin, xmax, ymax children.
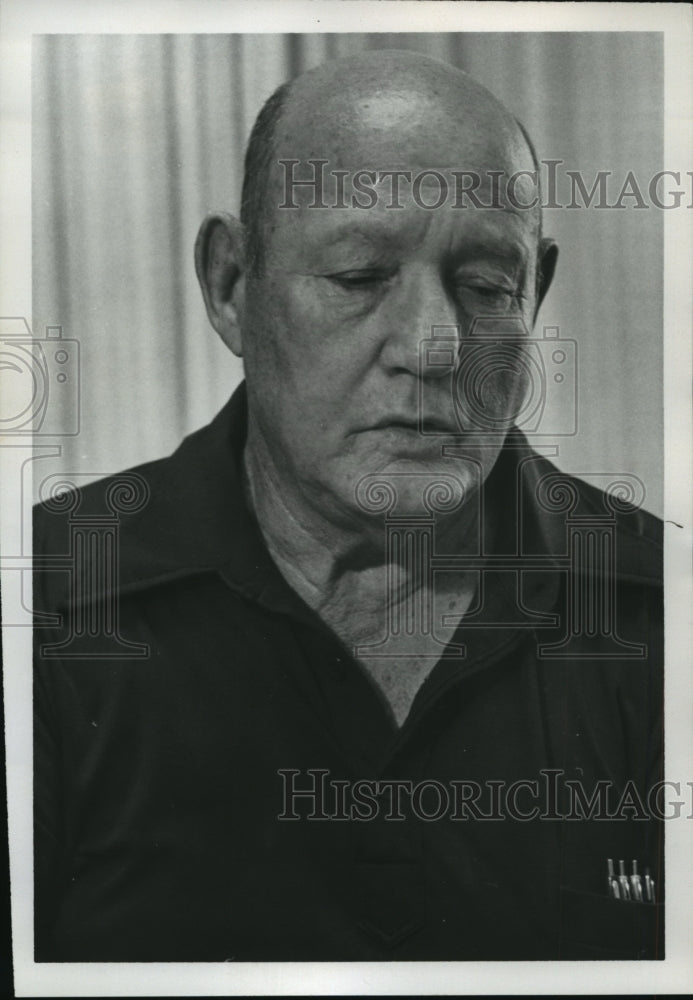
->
<box><xmin>267</xmin><ymin>163</ymin><xmax>541</xmax><ymax>251</ymax></box>
<box><xmin>268</xmin><ymin>74</ymin><xmax>535</xmax><ymax>225</ymax></box>
<box><xmin>249</xmin><ymin>53</ymin><xmax>542</xmax><ymax>261</ymax></box>
<box><xmin>272</xmin><ymin>161</ymin><xmax>538</xmax><ymax>202</ymax></box>
<box><xmin>273</xmin><ymin>87</ymin><xmax>528</xmax><ymax>176</ymax></box>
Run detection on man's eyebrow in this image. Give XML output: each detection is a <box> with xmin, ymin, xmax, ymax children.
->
<box><xmin>456</xmin><ymin>246</ymin><xmax>524</xmax><ymax>266</ymax></box>
<box><xmin>451</xmin><ymin>231</ymin><xmax>529</xmax><ymax>265</ymax></box>
<box><xmin>318</xmin><ymin>220</ymin><xmax>396</xmax><ymax>247</ymax></box>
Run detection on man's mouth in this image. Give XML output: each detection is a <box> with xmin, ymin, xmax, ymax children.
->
<box><xmin>369</xmin><ymin>416</ymin><xmax>458</xmax><ymax>434</ymax></box>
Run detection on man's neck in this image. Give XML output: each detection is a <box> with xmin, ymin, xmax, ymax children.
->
<box><xmin>241</xmin><ymin>430</ymin><xmax>483</xmax><ymax>624</ymax></box>
<box><xmin>242</xmin><ymin>429</ymin><xmax>486</xmax><ymax>727</ymax></box>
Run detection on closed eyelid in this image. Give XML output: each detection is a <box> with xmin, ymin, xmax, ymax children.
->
<box><xmin>451</xmin><ymin>260</ymin><xmax>525</xmax><ymax>290</ymax></box>
<box><xmin>326</xmin><ymin>265</ymin><xmax>398</xmax><ymax>282</ymax></box>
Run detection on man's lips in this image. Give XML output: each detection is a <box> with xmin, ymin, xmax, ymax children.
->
<box><xmin>368</xmin><ymin>415</ymin><xmax>458</xmax><ymax>433</ymax></box>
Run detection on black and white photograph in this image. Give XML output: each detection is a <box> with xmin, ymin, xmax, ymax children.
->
<box><xmin>0</xmin><ymin>1</ymin><xmax>691</xmax><ymax>995</ymax></box>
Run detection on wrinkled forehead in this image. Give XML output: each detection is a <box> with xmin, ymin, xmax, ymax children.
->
<box><xmin>265</xmin><ymin>84</ymin><xmax>538</xmax><ymax>237</ymax></box>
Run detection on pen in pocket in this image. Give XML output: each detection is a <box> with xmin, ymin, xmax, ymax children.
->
<box><xmin>643</xmin><ymin>867</ymin><xmax>656</xmax><ymax>903</ymax></box>
<box><xmin>606</xmin><ymin>858</ymin><xmax>621</xmax><ymax>899</ymax></box>
<box><xmin>629</xmin><ymin>859</ymin><xmax>643</xmax><ymax>901</ymax></box>
<box><xmin>617</xmin><ymin>859</ymin><xmax>631</xmax><ymax>900</ymax></box>
<box><xmin>605</xmin><ymin>858</ymin><xmax>656</xmax><ymax>903</ymax></box>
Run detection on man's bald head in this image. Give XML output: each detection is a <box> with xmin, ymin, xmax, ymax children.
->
<box><xmin>240</xmin><ymin>50</ymin><xmax>542</xmax><ymax>274</ymax></box>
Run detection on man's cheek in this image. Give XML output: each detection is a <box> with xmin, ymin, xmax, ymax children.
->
<box><xmin>453</xmin><ymin>342</ymin><xmax>530</xmax><ymax>428</ymax></box>
<box><xmin>284</xmin><ymin>280</ymin><xmax>375</xmax><ymax>338</ymax></box>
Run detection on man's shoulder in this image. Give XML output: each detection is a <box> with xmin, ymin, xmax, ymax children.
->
<box><xmin>34</xmin><ymin>441</ymin><xmax>185</xmax><ymax>521</ymax></box>
<box><xmin>543</xmin><ymin>455</ymin><xmax>661</xmax><ymax>539</ymax></box>
<box><xmin>33</xmin><ymin>392</ymin><xmax>246</xmax><ymax>610</ymax></box>
<box><xmin>34</xmin><ymin>434</ymin><xmax>195</xmax><ymax>552</ymax></box>
<box><xmin>32</xmin><ymin>450</ymin><xmax>189</xmax><ymax>616</ymax></box>
<box><xmin>518</xmin><ymin>445</ymin><xmax>663</xmax><ymax>588</ymax></box>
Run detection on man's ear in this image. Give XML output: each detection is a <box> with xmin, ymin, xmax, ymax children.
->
<box><xmin>195</xmin><ymin>212</ymin><xmax>246</xmax><ymax>357</ymax></box>
<box><xmin>534</xmin><ymin>237</ymin><xmax>559</xmax><ymax>322</ymax></box>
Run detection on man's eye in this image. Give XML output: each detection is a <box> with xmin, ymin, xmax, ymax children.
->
<box><xmin>455</xmin><ymin>281</ymin><xmax>524</xmax><ymax>309</ymax></box>
<box><xmin>327</xmin><ymin>271</ymin><xmax>389</xmax><ymax>290</ymax></box>
<box><xmin>459</xmin><ymin>281</ymin><xmax>514</xmax><ymax>297</ymax></box>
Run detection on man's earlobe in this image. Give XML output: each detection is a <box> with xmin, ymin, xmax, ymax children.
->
<box><xmin>534</xmin><ymin>238</ymin><xmax>559</xmax><ymax>322</ymax></box>
<box><xmin>194</xmin><ymin>213</ymin><xmax>246</xmax><ymax>357</ymax></box>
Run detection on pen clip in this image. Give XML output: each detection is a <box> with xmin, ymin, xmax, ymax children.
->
<box><xmin>643</xmin><ymin>867</ymin><xmax>656</xmax><ymax>904</ymax></box>
<box><xmin>617</xmin><ymin>859</ymin><xmax>631</xmax><ymax>900</ymax></box>
<box><xmin>606</xmin><ymin>858</ymin><xmax>620</xmax><ymax>899</ymax></box>
<box><xmin>629</xmin><ymin>859</ymin><xmax>643</xmax><ymax>902</ymax></box>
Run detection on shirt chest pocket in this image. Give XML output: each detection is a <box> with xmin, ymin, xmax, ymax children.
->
<box><xmin>558</xmin><ymin>887</ymin><xmax>663</xmax><ymax>959</ymax></box>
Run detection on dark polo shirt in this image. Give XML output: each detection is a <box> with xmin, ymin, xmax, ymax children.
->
<box><xmin>34</xmin><ymin>385</ymin><xmax>664</xmax><ymax>961</ymax></box>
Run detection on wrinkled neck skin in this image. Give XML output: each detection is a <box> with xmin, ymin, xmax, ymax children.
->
<box><xmin>242</xmin><ymin>418</ymin><xmax>483</xmax><ymax>625</ymax></box>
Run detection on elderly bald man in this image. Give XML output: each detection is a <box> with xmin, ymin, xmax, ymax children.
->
<box><xmin>34</xmin><ymin>51</ymin><xmax>663</xmax><ymax>961</ymax></box>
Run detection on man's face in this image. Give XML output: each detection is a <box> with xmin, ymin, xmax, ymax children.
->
<box><xmin>239</xmin><ymin>92</ymin><xmax>546</xmax><ymax>528</ymax></box>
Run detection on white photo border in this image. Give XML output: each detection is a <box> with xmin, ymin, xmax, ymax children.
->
<box><xmin>1</xmin><ymin>1</ymin><xmax>691</xmax><ymax>995</ymax></box>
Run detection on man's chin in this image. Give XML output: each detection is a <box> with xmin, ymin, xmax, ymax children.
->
<box><xmin>346</xmin><ymin>452</ymin><xmax>486</xmax><ymax>522</ymax></box>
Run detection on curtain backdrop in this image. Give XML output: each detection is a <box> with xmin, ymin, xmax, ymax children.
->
<box><xmin>33</xmin><ymin>32</ymin><xmax>663</xmax><ymax>513</ymax></box>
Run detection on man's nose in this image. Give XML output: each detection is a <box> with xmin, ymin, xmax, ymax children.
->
<box><xmin>378</xmin><ymin>268</ymin><xmax>459</xmax><ymax>378</ymax></box>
